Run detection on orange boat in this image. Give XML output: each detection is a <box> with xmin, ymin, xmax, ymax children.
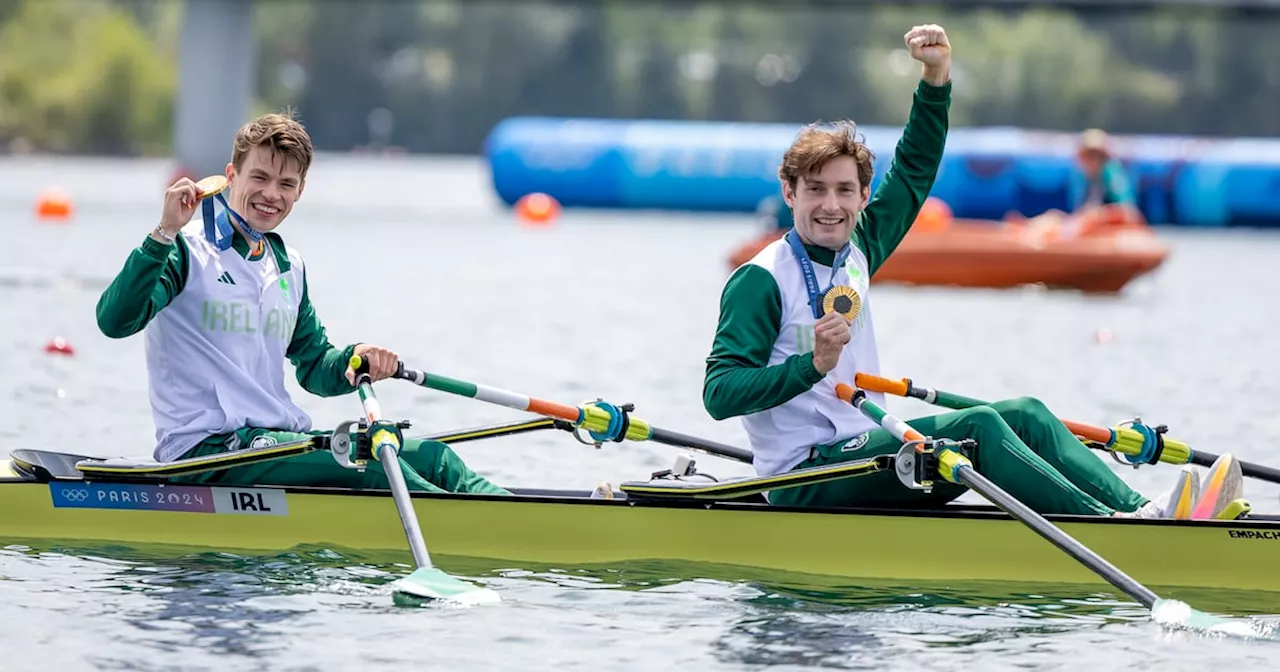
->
<box><xmin>727</xmin><ymin>199</ymin><xmax>1169</xmax><ymax>294</ymax></box>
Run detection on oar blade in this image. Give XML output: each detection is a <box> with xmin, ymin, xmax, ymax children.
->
<box><xmin>390</xmin><ymin>567</ymin><xmax>501</xmax><ymax>608</ymax></box>
<box><xmin>1152</xmin><ymin>599</ymin><xmax>1280</xmax><ymax>640</ymax></box>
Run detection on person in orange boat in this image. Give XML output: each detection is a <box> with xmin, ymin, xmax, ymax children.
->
<box><xmin>1073</xmin><ymin>128</ymin><xmax>1137</xmax><ymax>211</ymax></box>
<box><xmin>1013</xmin><ymin>128</ymin><xmax>1143</xmax><ymax>241</ymax></box>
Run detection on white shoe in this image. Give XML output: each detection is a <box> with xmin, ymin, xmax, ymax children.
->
<box><xmin>1123</xmin><ymin>500</ymin><xmax>1166</xmax><ymax>519</ymax></box>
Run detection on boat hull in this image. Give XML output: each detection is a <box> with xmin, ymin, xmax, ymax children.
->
<box><xmin>874</xmin><ymin>219</ymin><xmax>1169</xmax><ymax>293</ymax></box>
<box><xmin>727</xmin><ymin>219</ymin><xmax>1169</xmax><ymax>294</ymax></box>
<box><xmin>3</xmin><ymin>476</ymin><xmax>1276</xmax><ymax>595</ymax></box>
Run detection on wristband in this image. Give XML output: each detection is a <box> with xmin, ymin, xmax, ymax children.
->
<box><xmin>152</xmin><ymin>224</ymin><xmax>176</xmax><ymax>245</ymax></box>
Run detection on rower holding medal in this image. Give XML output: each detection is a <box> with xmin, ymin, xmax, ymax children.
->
<box><xmin>96</xmin><ymin>111</ymin><xmax>508</xmax><ymax>498</ymax></box>
<box><xmin>701</xmin><ymin>23</ymin><xmax>1234</xmax><ymax>519</ymax></box>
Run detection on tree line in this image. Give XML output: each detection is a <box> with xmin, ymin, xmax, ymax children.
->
<box><xmin>1</xmin><ymin>0</ymin><xmax>1276</xmax><ymax>156</ymax></box>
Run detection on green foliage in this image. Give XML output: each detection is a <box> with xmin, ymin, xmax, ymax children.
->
<box><xmin>856</xmin><ymin>8</ymin><xmax>1181</xmax><ymax>128</ymax></box>
<box><xmin>0</xmin><ymin>0</ymin><xmax>174</xmax><ymax>155</ymax></box>
<box><xmin>0</xmin><ymin>0</ymin><xmax>1274</xmax><ymax>156</ymax></box>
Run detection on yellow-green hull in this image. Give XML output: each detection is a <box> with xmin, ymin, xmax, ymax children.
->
<box><xmin>2</xmin><ymin>472</ymin><xmax>1277</xmax><ymax>595</ymax></box>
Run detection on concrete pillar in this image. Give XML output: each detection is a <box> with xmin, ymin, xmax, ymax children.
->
<box><xmin>172</xmin><ymin>0</ymin><xmax>255</xmax><ymax>181</ymax></box>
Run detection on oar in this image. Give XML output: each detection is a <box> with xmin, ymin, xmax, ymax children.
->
<box><xmin>423</xmin><ymin>417</ymin><xmax>576</xmax><ymax>445</ymax></box>
<box><xmin>390</xmin><ymin>362</ymin><xmax>754</xmax><ymax>464</ymax></box>
<box><xmin>349</xmin><ymin>355</ymin><xmax>500</xmax><ymax>607</ymax></box>
<box><xmin>834</xmin><ymin>382</ymin><xmax>1273</xmax><ymax>640</ymax></box>
<box><xmin>854</xmin><ymin>372</ymin><xmax>1280</xmax><ymax>485</ymax></box>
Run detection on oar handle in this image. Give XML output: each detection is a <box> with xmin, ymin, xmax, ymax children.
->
<box><xmin>852</xmin><ymin>373</ymin><xmax>913</xmax><ymax>398</ymax></box>
<box><xmin>855</xmin><ymin>372</ymin><xmax>989</xmax><ymax>409</ymax></box>
<box><xmin>351</xmin><ymin>354</ymin><xmax>388</xmax><ymax>425</ymax></box>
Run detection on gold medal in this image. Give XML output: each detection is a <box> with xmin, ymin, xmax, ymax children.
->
<box><xmin>822</xmin><ymin>285</ymin><xmax>861</xmax><ymax>321</ymax></box>
<box><xmin>194</xmin><ymin>175</ymin><xmax>229</xmax><ymax>200</ymax></box>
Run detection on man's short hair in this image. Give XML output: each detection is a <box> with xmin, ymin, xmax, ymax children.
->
<box><xmin>778</xmin><ymin>120</ymin><xmax>876</xmax><ymax>191</ymax></box>
<box><xmin>231</xmin><ymin>109</ymin><xmax>314</xmax><ymax>178</ymax></box>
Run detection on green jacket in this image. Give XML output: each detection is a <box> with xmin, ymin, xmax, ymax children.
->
<box><xmin>704</xmin><ymin>79</ymin><xmax>951</xmax><ymax>421</ymax></box>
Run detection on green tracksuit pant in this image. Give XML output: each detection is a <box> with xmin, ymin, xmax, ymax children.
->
<box><xmin>169</xmin><ymin>427</ymin><xmax>511</xmax><ymax>495</ymax></box>
<box><xmin>767</xmin><ymin>397</ymin><xmax>1148</xmax><ymax>516</ymax></box>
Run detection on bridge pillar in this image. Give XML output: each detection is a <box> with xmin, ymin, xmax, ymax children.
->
<box><xmin>172</xmin><ymin>0</ymin><xmax>255</xmax><ymax>182</ymax></box>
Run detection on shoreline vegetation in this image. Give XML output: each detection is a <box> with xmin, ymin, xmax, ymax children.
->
<box><xmin>0</xmin><ymin>0</ymin><xmax>1276</xmax><ymax>157</ymax></box>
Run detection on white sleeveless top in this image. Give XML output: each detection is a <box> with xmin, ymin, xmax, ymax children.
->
<box><xmin>740</xmin><ymin>237</ymin><xmax>888</xmax><ymax>476</ymax></box>
<box><xmin>144</xmin><ymin>222</ymin><xmax>310</xmax><ymax>461</ymax></box>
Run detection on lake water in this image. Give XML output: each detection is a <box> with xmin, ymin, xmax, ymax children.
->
<box><xmin>1</xmin><ymin>154</ymin><xmax>1278</xmax><ymax>671</ymax></box>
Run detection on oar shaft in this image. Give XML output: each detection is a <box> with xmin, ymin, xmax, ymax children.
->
<box><xmin>954</xmin><ymin>465</ymin><xmax>1159</xmax><ymax>608</ymax></box>
<box><xmin>836</xmin><ymin>383</ymin><xmax>1160</xmax><ymax>609</ymax></box>
<box><xmin>1238</xmin><ymin>459</ymin><xmax>1280</xmax><ymax>483</ymax></box>
<box><xmin>854</xmin><ymin>372</ymin><xmax>1280</xmax><ymax>485</ymax></box>
<box><xmin>354</xmin><ymin>358</ymin><xmax>433</xmax><ymax>570</ymax></box>
<box><xmin>423</xmin><ymin>418</ymin><xmax>574</xmax><ymax>445</ymax></box>
<box><xmin>855</xmin><ymin>372</ymin><xmax>1139</xmax><ymax>443</ymax></box>
<box><xmin>649</xmin><ymin>427</ymin><xmax>754</xmax><ymax>463</ymax></box>
<box><xmin>396</xmin><ymin>366</ymin><xmax>584</xmax><ymax>422</ymax></box>
<box><xmin>381</xmin><ymin>435</ymin><xmax>433</xmax><ymax>569</ymax></box>
<box><xmin>393</xmin><ymin>363</ymin><xmax>754</xmax><ymax>464</ymax></box>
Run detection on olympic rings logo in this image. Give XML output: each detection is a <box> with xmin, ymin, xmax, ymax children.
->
<box><xmin>60</xmin><ymin>487</ymin><xmax>90</xmax><ymax>502</ymax></box>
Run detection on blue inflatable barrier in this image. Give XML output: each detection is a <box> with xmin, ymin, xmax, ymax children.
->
<box><xmin>484</xmin><ymin>117</ymin><xmax>1280</xmax><ymax>228</ymax></box>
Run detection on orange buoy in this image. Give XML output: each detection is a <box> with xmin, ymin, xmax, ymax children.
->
<box><xmin>514</xmin><ymin>192</ymin><xmax>560</xmax><ymax>227</ymax></box>
<box><xmin>44</xmin><ymin>336</ymin><xmax>75</xmax><ymax>356</ymax></box>
<box><xmin>35</xmin><ymin>188</ymin><xmax>73</xmax><ymax>222</ymax></box>
<box><xmin>912</xmin><ymin>196</ymin><xmax>953</xmax><ymax>232</ymax></box>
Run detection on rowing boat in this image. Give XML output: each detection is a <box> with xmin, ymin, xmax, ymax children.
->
<box><xmin>5</xmin><ymin>353</ymin><xmax>1276</xmax><ymax>636</ymax></box>
<box><xmin>2</xmin><ymin>417</ymin><xmax>1277</xmax><ymax>596</ymax></box>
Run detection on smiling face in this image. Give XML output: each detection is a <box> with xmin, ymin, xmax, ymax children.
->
<box><xmin>776</xmin><ymin>121</ymin><xmax>876</xmax><ymax>251</ymax></box>
<box><xmin>782</xmin><ymin>156</ymin><xmax>868</xmax><ymax>250</ymax></box>
<box><xmin>226</xmin><ymin>145</ymin><xmax>305</xmax><ymax>233</ymax></box>
<box><xmin>223</xmin><ymin>112</ymin><xmax>314</xmax><ymax>235</ymax></box>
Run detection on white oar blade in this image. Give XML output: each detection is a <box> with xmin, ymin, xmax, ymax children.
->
<box><xmin>390</xmin><ymin>567</ymin><xmax>501</xmax><ymax>607</ymax></box>
<box><xmin>1152</xmin><ymin>599</ymin><xmax>1280</xmax><ymax>640</ymax></box>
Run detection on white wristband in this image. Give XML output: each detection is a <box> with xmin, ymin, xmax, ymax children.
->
<box><xmin>152</xmin><ymin>224</ymin><xmax>176</xmax><ymax>245</ymax></box>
